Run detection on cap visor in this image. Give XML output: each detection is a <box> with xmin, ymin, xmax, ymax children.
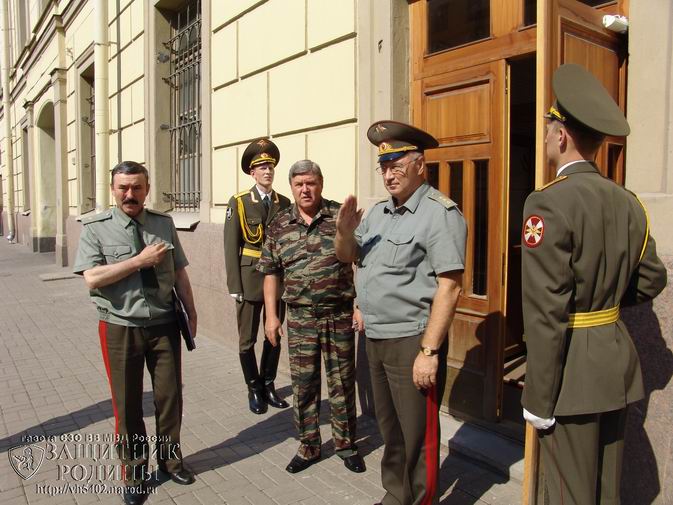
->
<box><xmin>378</xmin><ymin>151</ymin><xmax>408</xmax><ymax>163</ymax></box>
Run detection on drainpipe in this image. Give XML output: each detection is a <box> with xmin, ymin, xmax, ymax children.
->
<box><xmin>94</xmin><ymin>0</ymin><xmax>110</xmax><ymax>212</ymax></box>
<box><xmin>0</xmin><ymin>0</ymin><xmax>15</xmax><ymax>240</ymax></box>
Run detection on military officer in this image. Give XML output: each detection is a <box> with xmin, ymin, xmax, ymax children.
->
<box><xmin>224</xmin><ymin>138</ymin><xmax>291</xmax><ymax>414</ymax></box>
<box><xmin>520</xmin><ymin>64</ymin><xmax>667</xmax><ymax>505</ymax></box>
<box><xmin>73</xmin><ymin>161</ymin><xmax>197</xmax><ymax>505</ymax></box>
<box><xmin>258</xmin><ymin>160</ymin><xmax>365</xmax><ymax>475</ymax></box>
<box><xmin>335</xmin><ymin>121</ymin><xmax>467</xmax><ymax>505</ymax></box>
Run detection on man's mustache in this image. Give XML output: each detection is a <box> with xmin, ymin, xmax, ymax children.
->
<box><xmin>123</xmin><ymin>198</ymin><xmax>139</xmax><ymax>205</ymax></box>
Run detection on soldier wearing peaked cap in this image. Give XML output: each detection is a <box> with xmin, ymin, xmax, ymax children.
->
<box><xmin>336</xmin><ymin>121</ymin><xmax>467</xmax><ymax>505</ymax></box>
<box><xmin>224</xmin><ymin>138</ymin><xmax>291</xmax><ymax>414</ymax></box>
<box><xmin>521</xmin><ymin>64</ymin><xmax>667</xmax><ymax>505</ymax></box>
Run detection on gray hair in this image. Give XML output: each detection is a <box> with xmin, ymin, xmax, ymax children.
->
<box><xmin>288</xmin><ymin>159</ymin><xmax>323</xmax><ymax>183</ymax></box>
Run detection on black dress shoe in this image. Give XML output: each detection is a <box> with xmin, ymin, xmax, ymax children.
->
<box><xmin>285</xmin><ymin>454</ymin><xmax>320</xmax><ymax>473</ymax></box>
<box><xmin>123</xmin><ymin>484</ymin><xmax>148</xmax><ymax>505</ymax></box>
<box><xmin>248</xmin><ymin>388</ymin><xmax>268</xmax><ymax>414</ymax></box>
<box><xmin>343</xmin><ymin>454</ymin><xmax>366</xmax><ymax>473</ymax></box>
<box><xmin>160</xmin><ymin>468</ymin><xmax>195</xmax><ymax>485</ymax></box>
<box><xmin>264</xmin><ymin>382</ymin><xmax>289</xmax><ymax>409</ymax></box>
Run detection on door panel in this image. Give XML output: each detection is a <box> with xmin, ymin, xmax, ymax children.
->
<box><xmin>414</xmin><ymin>60</ymin><xmax>507</xmax><ymax>421</ymax></box>
<box><xmin>425</xmin><ymin>82</ymin><xmax>492</xmax><ymax>145</ymax></box>
<box><xmin>536</xmin><ymin>0</ymin><xmax>627</xmax><ymax>184</ymax></box>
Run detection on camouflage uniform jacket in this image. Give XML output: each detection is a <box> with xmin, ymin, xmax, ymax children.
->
<box><xmin>257</xmin><ymin>198</ymin><xmax>355</xmax><ymax>306</ymax></box>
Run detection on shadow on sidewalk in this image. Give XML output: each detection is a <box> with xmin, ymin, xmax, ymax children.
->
<box><xmin>0</xmin><ymin>392</ymin><xmax>155</xmax><ymax>454</ymax></box>
<box><xmin>185</xmin><ymin>393</ymin><xmax>384</xmax><ymax>475</ymax></box>
<box><xmin>438</xmin><ymin>454</ymin><xmax>510</xmax><ymax>505</ymax></box>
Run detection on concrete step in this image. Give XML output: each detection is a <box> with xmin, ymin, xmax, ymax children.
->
<box><xmin>440</xmin><ymin>414</ymin><xmax>525</xmax><ymax>484</ymax></box>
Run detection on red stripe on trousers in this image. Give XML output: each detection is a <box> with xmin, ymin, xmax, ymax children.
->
<box><xmin>98</xmin><ymin>321</ymin><xmax>120</xmax><ymax>436</ymax></box>
<box><xmin>421</xmin><ymin>385</ymin><xmax>439</xmax><ymax>505</ymax></box>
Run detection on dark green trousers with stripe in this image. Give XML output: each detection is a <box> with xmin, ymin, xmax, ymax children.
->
<box><xmin>367</xmin><ymin>334</ymin><xmax>447</xmax><ymax>505</ymax></box>
<box><xmin>98</xmin><ymin>321</ymin><xmax>184</xmax><ymax>486</ymax></box>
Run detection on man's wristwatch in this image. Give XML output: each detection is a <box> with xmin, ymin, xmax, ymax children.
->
<box><xmin>420</xmin><ymin>346</ymin><xmax>438</xmax><ymax>356</ymax></box>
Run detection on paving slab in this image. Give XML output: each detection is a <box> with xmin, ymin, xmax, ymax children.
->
<box><xmin>0</xmin><ymin>239</ymin><xmax>521</xmax><ymax>504</ymax></box>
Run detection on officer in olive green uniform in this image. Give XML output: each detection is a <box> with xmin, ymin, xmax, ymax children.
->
<box><xmin>73</xmin><ymin>161</ymin><xmax>197</xmax><ymax>505</ymax></box>
<box><xmin>335</xmin><ymin>122</ymin><xmax>467</xmax><ymax>505</ymax></box>
<box><xmin>223</xmin><ymin>138</ymin><xmax>291</xmax><ymax>414</ymax></box>
<box><xmin>521</xmin><ymin>64</ymin><xmax>667</xmax><ymax>505</ymax></box>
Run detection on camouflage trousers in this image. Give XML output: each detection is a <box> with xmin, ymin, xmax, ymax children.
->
<box><xmin>286</xmin><ymin>304</ymin><xmax>357</xmax><ymax>461</ymax></box>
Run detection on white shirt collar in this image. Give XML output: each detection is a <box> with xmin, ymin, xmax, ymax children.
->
<box><xmin>556</xmin><ymin>160</ymin><xmax>588</xmax><ymax>177</ymax></box>
<box><xmin>256</xmin><ymin>185</ymin><xmax>271</xmax><ymax>199</ymax></box>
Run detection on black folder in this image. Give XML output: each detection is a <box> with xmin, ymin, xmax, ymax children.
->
<box><xmin>173</xmin><ymin>289</ymin><xmax>196</xmax><ymax>351</ymax></box>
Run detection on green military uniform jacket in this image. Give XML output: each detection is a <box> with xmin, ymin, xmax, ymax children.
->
<box><xmin>73</xmin><ymin>207</ymin><xmax>189</xmax><ymax>327</ymax></box>
<box><xmin>223</xmin><ymin>186</ymin><xmax>290</xmax><ymax>302</ymax></box>
<box><xmin>521</xmin><ymin>162</ymin><xmax>667</xmax><ymax>418</ymax></box>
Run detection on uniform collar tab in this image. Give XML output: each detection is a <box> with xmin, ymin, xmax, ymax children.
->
<box><xmin>114</xmin><ymin>206</ymin><xmax>146</xmax><ymax>227</ymax></box>
<box><xmin>387</xmin><ymin>182</ymin><xmax>428</xmax><ymax>213</ymax></box>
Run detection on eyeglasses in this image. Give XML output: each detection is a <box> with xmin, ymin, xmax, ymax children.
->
<box><xmin>375</xmin><ymin>158</ymin><xmax>417</xmax><ymax>176</ymax></box>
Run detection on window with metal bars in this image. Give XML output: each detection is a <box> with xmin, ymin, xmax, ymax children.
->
<box><xmin>164</xmin><ymin>0</ymin><xmax>201</xmax><ymax>211</ymax></box>
<box><xmin>84</xmin><ymin>76</ymin><xmax>96</xmax><ymax>208</ymax></box>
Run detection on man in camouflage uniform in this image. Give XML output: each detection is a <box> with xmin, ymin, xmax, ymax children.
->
<box><xmin>258</xmin><ymin>159</ymin><xmax>366</xmax><ymax>475</ymax></box>
<box><xmin>224</xmin><ymin>138</ymin><xmax>291</xmax><ymax>414</ymax></box>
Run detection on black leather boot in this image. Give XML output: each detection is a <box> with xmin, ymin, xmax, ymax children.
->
<box><xmin>260</xmin><ymin>339</ymin><xmax>289</xmax><ymax>409</ymax></box>
<box><xmin>239</xmin><ymin>351</ymin><xmax>267</xmax><ymax>414</ymax></box>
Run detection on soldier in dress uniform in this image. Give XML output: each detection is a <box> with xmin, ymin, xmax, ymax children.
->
<box><xmin>520</xmin><ymin>64</ymin><xmax>667</xmax><ymax>505</ymax></box>
<box><xmin>224</xmin><ymin>138</ymin><xmax>291</xmax><ymax>414</ymax></box>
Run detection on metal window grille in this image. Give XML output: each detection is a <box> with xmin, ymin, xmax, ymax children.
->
<box><xmin>165</xmin><ymin>0</ymin><xmax>202</xmax><ymax>211</ymax></box>
<box><xmin>84</xmin><ymin>77</ymin><xmax>96</xmax><ymax>205</ymax></box>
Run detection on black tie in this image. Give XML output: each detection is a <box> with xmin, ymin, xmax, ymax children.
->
<box><xmin>131</xmin><ymin>220</ymin><xmax>159</xmax><ymax>289</ymax></box>
<box><xmin>261</xmin><ymin>195</ymin><xmax>270</xmax><ymax>221</ymax></box>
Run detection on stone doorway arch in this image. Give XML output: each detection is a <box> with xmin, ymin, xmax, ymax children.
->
<box><xmin>34</xmin><ymin>101</ymin><xmax>56</xmax><ymax>252</ymax></box>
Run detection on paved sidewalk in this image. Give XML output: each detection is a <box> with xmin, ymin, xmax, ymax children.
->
<box><xmin>0</xmin><ymin>240</ymin><xmax>521</xmax><ymax>505</ymax></box>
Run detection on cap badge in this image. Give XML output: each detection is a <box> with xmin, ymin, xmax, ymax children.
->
<box><xmin>523</xmin><ymin>215</ymin><xmax>544</xmax><ymax>248</ymax></box>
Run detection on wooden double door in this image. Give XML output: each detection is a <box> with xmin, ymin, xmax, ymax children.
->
<box><xmin>410</xmin><ymin>0</ymin><xmax>628</xmax><ymax>424</ymax></box>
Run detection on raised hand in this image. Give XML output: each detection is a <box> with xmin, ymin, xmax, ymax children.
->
<box><xmin>337</xmin><ymin>195</ymin><xmax>364</xmax><ymax>236</ymax></box>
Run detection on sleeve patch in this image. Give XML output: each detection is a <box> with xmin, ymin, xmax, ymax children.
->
<box><xmin>226</xmin><ymin>207</ymin><xmax>233</xmax><ymax>220</ymax></box>
<box><xmin>523</xmin><ymin>215</ymin><xmax>544</xmax><ymax>248</ymax></box>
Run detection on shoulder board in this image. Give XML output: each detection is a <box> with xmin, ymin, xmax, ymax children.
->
<box><xmin>426</xmin><ymin>189</ymin><xmax>457</xmax><ymax>210</ymax></box>
<box><xmin>82</xmin><ymin>210</ymin><xmax>113</xmax><ymax>225</ymax></box>
<box><xmin>146</xmin><ymin>208</ymin><xmax>170</xmax><ymax>218</ymax></box>
<box><xmin>536</xmin><ymin>175</ymin><xmax>567</xmax><ymax>192</ymax></box>
<box><xmin>234</xmin><ymin>190</ymin><xmax>250</xmax><ymax>199</ymax></box>
<box><xmin>375</xmin><ymin>198</ymin><xmax>388</xmax><ymax>205</ymax></box>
